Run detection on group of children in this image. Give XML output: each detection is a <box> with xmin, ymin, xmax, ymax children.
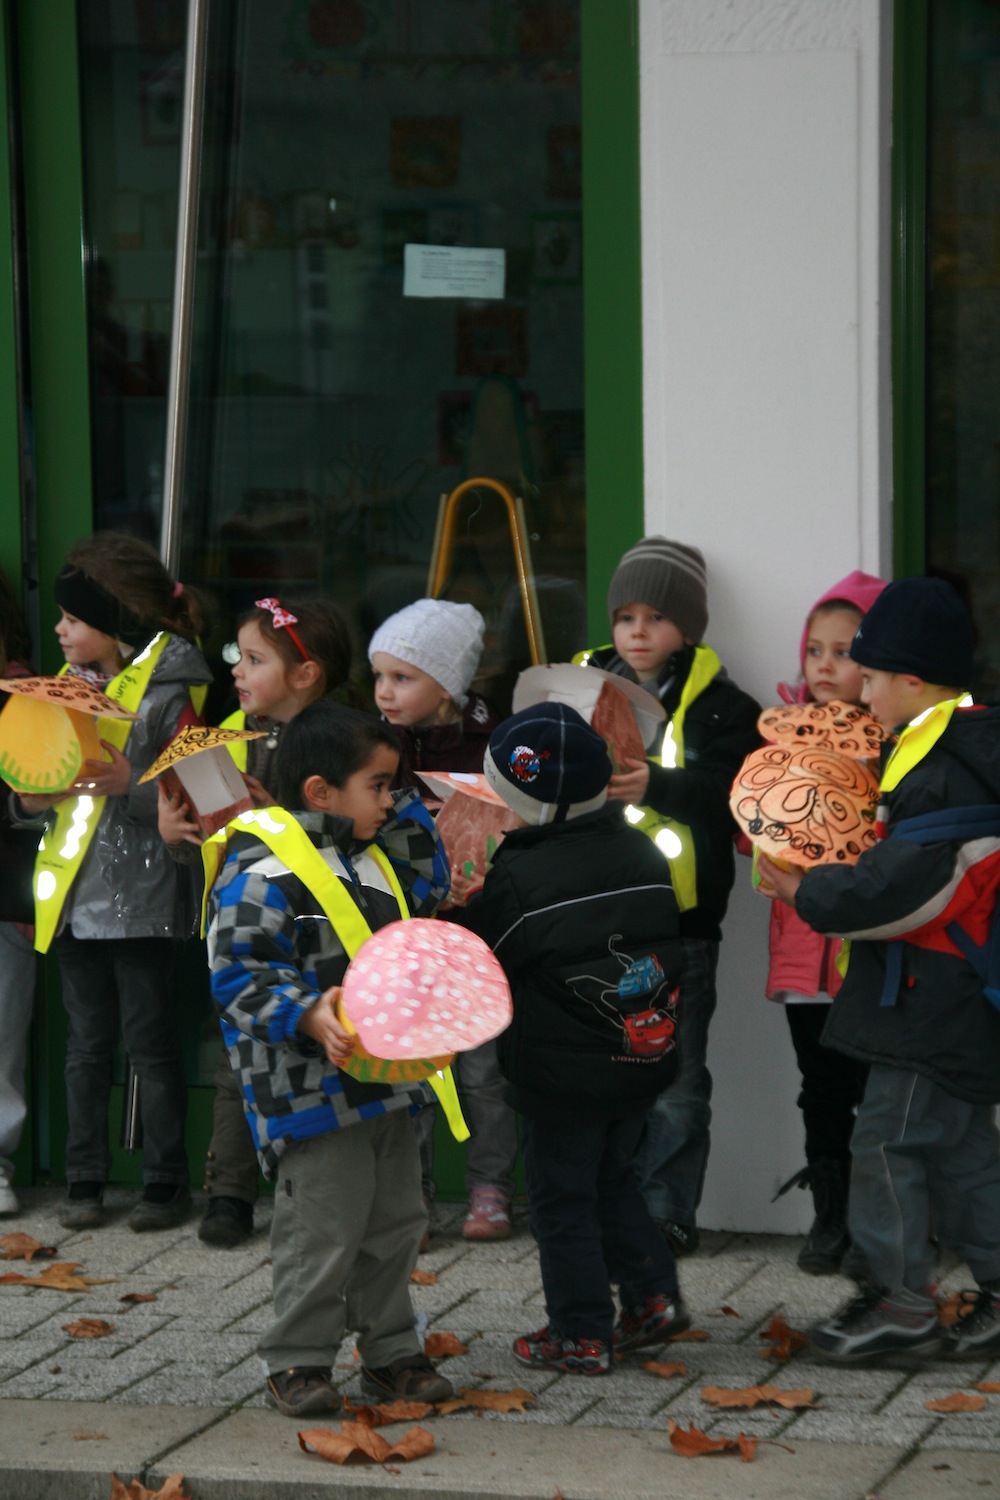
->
<box><xmin>2</xmin><ymin>525</ymin><xmax>1000</xmax><ymax>1415</ymax></box>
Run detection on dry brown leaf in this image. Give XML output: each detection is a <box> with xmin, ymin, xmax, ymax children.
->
<box><xmin>925</xmin><ymin>1392</ymin><xmax>987</xmax><ymax>1413</ymax></box>
<box><xmin>721</xmin><ymin>1304</ymin><xmax>741</xmax><ymax>1318</ymax></box>
<box><xmin>668</xmin><ymin>1419</ymin><xmax>758</xmax><ymax>1462</ymax></box>
<box><xmin>0</xmin><ymin>1232</ymin><xmax>57</xmax><ymax>1262</ymax></box>
<box><xmin>436</xmin><ymin>1387</ymin><xmax>536</xmax><ymax>1415</ymax></box>
<box><xmin>62</xmin><ymin>1318</ymin><xmax>115</xmax><ymax>1340</ymax></box>
<box><xmin>120</xmin><ymin>1292</ymin><xmax>158</xmax><ymax>1305</ymax></box>
<box><xmin>110</xmin><ymin>1476</ymin><xmax>190</xmax><ymax>1500</ymax></box>
<box><xmin>298</xmin><ymin>1421</ymin><xmax>435</xmax><ymax>1464</ymax></box>
<box><xmin>702</xmin><ymin>1384</ymin><xmax>816</xmax><ymax>1410</ymax></box>
<box><xmin>424</xmin><ymin>1332</ymin><xmax>468</xmax><ymax>1358</ymax></box>
<box><xmin>72</xmin><ymin>1430</ymin><xmax>107</xmax><ymax>1440</ymax></box>
<box><xmin>341</xmin><ymin>1396</ymin><xmax>433</xmax><ymax>1427</ymax></box>
<box><xmin>758</xmin><ymin>1315</ymin><xmax>808</xmax><ymax>1362</ymax></box>
<box><xmin>937</xmin><ymin>1293</ymin><xmax>969</xmax><ymax>1328</ymax></box>
<box><xmin>409</xmin><ymin>1268</ymin><xmax>437</xmax><ymax>1285</ymax></box>
<box><xmin>642</xmin><ymin>1359</ymin><xmax>688</xmax><ymax>1380</ymax></box>
<box><xmin>975</xmin><ymin>1382</ymin><xmax>1000</xmax><ymax>1393</ymax></box>
<box><xmin>668</xmin><ymin>1327</ymin><xmax>709</xmax><ymax>1342</ymax></box>
<box><xmin>0</xmin><ymin>1262</ymin><xmax>110</xmax><ymax>1292</ymax></box>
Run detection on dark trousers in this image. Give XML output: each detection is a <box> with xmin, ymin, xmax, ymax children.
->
<box><xmin>785</xmin><ymin>1002</ymin><xmax>868</xmax><ymax>1166</ymax></box>
<box><xmin>520</xmin><ymin>1108</ymin><xmax>677</xmax><ymax>1346</ymax></box>
<box><xmin>55</xmin><ymin>933</ymin><xmax>188</xmax><ymax>1187</ymax></box>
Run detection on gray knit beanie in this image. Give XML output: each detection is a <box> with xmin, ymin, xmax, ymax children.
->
<box><xmin>607</xmin><ymin>536</ymin><xmax>709</xmax><ymax>643</ymax></box>
<box><xmin>368</xmin><ymin>598</ymin><xmax>485</xmax><ymax>704</ymax></box>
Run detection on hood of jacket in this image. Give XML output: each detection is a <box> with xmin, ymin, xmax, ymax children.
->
<box><xmin>777</xmin><ymin>571</ymin><xmax>888</xmax><ymax>704</ymax></box>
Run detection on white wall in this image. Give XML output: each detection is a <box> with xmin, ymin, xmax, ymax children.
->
<box><xmin>639</xmin><ymin>0</ymin><xmax>893</xmax><ymax>1231</ymax></box>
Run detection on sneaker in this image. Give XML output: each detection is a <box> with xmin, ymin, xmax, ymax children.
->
<box><xmin>198</xmin><ymin>1195</ymin><xmax>254</xmax><ymax>1248</ymax></box>
<box><xmin>360</xmin><ymin>1353</ymin><xmax>454</xmax><ymax>1403</ymax></box>
<box><xmin>463</xmin><ymin>1185</ymin><xmax>511</xmax><ymax>1242</ymax></box>
<box><xmin>0</xmin><ymin>1175</ymin><xmax>19</xmax><ymax>1217</ymax></box>
<box><xmin>798</xmin><ymin>1219</ymin><xmax>851</xmax><ymax>1276</ymax></box>
<box><xmin>265</xmin><ymin>1366</ymin><xmax>340</xmax><ymax>1417</ymax></box>
<box><xmin>58</xmin><ymin>1182</ymin><xmax>106</xmax><ymax>1230</ymax></box>
<box><xmin>128</xmin><ymin>1184</ymin><xmax>192</xmax><ymax>1233</ymax></box>
<box><xmin>944</xmin><ymin>1284</ymin><xmax>1000</xmax><ymax>1359</ymax></box>
<box><xmin>809</xmin><ymin>1287</ymin><xmax>944</xmax><ymax>1364</ymax></box>
<box><xmin>660</xmin><ymin>1220</ymin><xmax>699</xmax><ymax>1257</ymax></box>
<box><xmin>512</xmin><ymin>1325</ymin><xmax>610</xmax><ymax>1375</ymax></box>
<box><xmin>614</xmin><ymin>1292</ymin><xmax>691</xmax><ymax>1352</ymax></box>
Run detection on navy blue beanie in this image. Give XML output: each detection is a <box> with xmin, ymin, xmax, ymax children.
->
<box><xmin>850</xmin><ymin>577</ymin><xmax>975</xmax><ymax>686</ymax></box>
<box><xmin>484</xmin><ymin>702</ymin><xmax>612</xmax><ymax>826</ymax></box>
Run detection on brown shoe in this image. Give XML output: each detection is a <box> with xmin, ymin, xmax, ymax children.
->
<box><xmin>360</xmin><ymin>1354</ymin><xmax>453</xmax><ymax>1403</ymax></box>
<box><xmin>265</xmin><ymin>1366</ymin><xmax>340</xmax><ymax>1417</ymax></box>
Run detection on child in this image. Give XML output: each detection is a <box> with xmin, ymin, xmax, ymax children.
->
<box><xmin>0</xmin><ymin>565</ymin><xmax>37</xmax><ymax>1217</ymax></box>
<box><xmin>204</xmin><ymin>701</ymin><xmax>454</xmax><ymax>1415</ymax></box>
<box><xmin>767</xmin><ymin>572</ymin><xmax>885</xmax><ymax>1274</ymax></box>
<box><xmin>457</xmin><ymin>702</ymin><xmax>689</xmax><ymax>1374</ymax></box>
<box><xmin>369</xmin><ymin>597</ymin><xmax>517</xmax><ymax>1242</ymax></box>
<box><xmin>760</xmin><ymin>577</ymin><xmax>1000</xmax><ymax>1363</ymax></box>
<box><xmin>159</xmin><ymin>596</ymin><xmax>355</xmax><ymax>1248</ymax></box>
<box><xmin>579</xmin><ymin>536</ymin><xmax>761</xmax><ymax>1255</ymax></box>
<box><xmin>11</xmin><ymin>532</ymin><xmax>212</xmax><ymax>1232</ymax></box>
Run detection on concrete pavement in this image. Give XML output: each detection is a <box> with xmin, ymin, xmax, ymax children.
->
<box><xmin>0</xmin><ymin>1187</ymin><xmax>998</xmax><ymax>1498</ymax></box>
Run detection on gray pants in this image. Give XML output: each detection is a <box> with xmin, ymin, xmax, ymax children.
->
<box><xmin>260</xmin><ymin>1110</ymin><xmax>427</xmax><ymax>1373</ymax></box>
<box><xmin>0</xmin><ymin>923</ymin><xmax>36</xmax><ymax>1180</ymax></box>
<box><xmin>203</xmin><ymin>1046</ymin><xmax>259</xmax><ymax>1203</ymax></box>
<box><xmin>414</xmin><ymin>1038</ymin><xmax>518</xmax><ymax>1197</ymax></box>
<box><xmin>850</xmin><ymin>1064</ymin><xmax>1000</xmax><ymax>1295</ymax></box>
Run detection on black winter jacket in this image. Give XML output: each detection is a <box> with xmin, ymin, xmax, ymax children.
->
<box><xmin>796</xmin><ymin>701</ymin><xmax>1000</xmax><ymax>1105</ymax></box>
<box><xmin>586</xmin><ymin>644</ymin><xmax>761</xmax><ymax>941</ymax></box>
<box><xmin>458</xmin><ymin>804</ymin><xmax>682</xmax><ymax>1119</ymax></box>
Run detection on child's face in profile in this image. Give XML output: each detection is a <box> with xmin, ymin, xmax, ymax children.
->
<box><xmin>860</xmin><ymin>668</ymin><xmax>912</xmax><ymax>730</ymax></box>
<box><xmin>325</xmin><ymin>743</ymin><xmax>399</xmax><ymax>841</ymax></box>
<box><xmin>371</xmin><ymin>651</ymin><xmax>453</xmax><ymax>729</ymax></box>
<box><xmin>55</xmin><ymin>608</ymin><xmax>120</xmax><ymax>675</ymax></box>
<box><xmin>803</xmin><ymin>607</ymin><xmax>864</xmax><ymax>705</ymax></box>
<box><xmin>232</xmin><ymin>620</ymin><xmax>303</xmax><ymax>723</ymax></box>
<box><xmin>612</xmin><ymin>603</ymin><xmax>687</xmax><ymax>683</ymax></box>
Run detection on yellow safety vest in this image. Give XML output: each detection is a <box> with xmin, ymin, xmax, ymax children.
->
<box><xmin>575</xmin><ymin>644</ymin><xmax>721</xmax><ymax>912</ymax></box>
<box><xmin>201</xmin><ymin>807</ymin><xmax>469</xmax><ymax>1140</ymax></box>
<box><xmin>220</xmin><ymin>709</ymin><xmax>249</xmax><ymax>770</ymax></box>
<box><xmin>33</xmin><ymin>631</ymin><xmax>173</xmax><ymax>954</ymax></box>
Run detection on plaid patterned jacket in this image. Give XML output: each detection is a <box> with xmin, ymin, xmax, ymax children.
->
<box><xmin>206</xmin><ymin>789</ymin><xmax>449</xmax><ymax>1178</ymax></box>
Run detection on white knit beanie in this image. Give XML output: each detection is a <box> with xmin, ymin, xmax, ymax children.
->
<box><xmin>368</xmin><ymin>598</ymin><xmax>485</xmax><ymax>704</ymax></box>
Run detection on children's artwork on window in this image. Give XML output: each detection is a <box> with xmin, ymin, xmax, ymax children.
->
<box><xmin>758</xmin><ymin>700</ymin><xmax>884</xmax><ymax>758</ymax></box>
<box><xmin>730</xmin><ymin>743</ymin><xmax>880</xmax><ymax>868</ymax></box>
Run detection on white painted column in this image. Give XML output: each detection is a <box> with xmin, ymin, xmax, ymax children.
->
<box><xmin>638</xmin><ymin>0</ymin><xmax>892</xmax><ymax>1231</ymax></box>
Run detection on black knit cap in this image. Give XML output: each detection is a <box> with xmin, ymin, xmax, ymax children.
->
<box><xmin>849</xmin><ymin>576</ymin><xmax>975</xmax><ymax>687</ymax></box>
<box><xmin>484</xmin><ymin>702</ymin><xmax>612</xmax><ymax>826</ymax></box>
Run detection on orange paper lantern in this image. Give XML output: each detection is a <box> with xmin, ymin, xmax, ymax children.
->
<box><xmin>730</xmin><ymin>743</ymin><xmax>880</xmax><ymax>868</ymax></box>
<box><xmin>758</xmin><ymin>699</ymin><xmax>884</xmax><ymax>758</ymax></box>
<box><xmin>0</xmin><ymin>675</ymin><xmax>137</xmax><ymax>795</ymax></box>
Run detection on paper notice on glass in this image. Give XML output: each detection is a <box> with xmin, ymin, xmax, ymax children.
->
<box><xmin>403</xmin><ymin>244</ymin><xmax>505</xmax><ymax>300</ymax></box>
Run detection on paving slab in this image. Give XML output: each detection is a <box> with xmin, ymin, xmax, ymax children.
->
<box><xmin>149</xmin><ymin>1412</ymin><xmax>904</xmax><ymax>1500</ymax></box>
<box><xmin>882</xmin><ymin>1448</ymin><xmax>1000</xmax><ymax>1496</ymax></box>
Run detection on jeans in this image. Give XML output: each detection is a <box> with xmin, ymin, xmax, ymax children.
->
<box><xmin>0</xmin><ymin>922</ymin><xmax>37</xmax><ymax>1180</ymax></box>
<box><xmin>635</xmin><ymin>937</ymin><xmax>718</xmax><ymax>1227</ymax></box>
<box><xmin>850</xmin><ymin>1064</ymin><xmax>1000</xmax><ymax>1295</ymax></box>
<box><xmin>55</xmin><ymin>933</ymin><xmax>189</xmax><ymax>1186</ymax></box>
<box><xmin>520</xmin><ymin>1108</ymin><xmax>677</xmax><ymax>1346</ymax></box>
<box><xmin>414</xmin><ymin>1038</ymin><xmax>518</xmax><ymax>1198</ymax></box>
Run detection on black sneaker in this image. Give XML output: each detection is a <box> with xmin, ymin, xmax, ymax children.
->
<box><xmin>128</xmin><ymin>1184</ymin><xmax>192</xmax><ymax>1233</ymax></box>
<box><xmin>944</xmin><ymin>1285</ymin><xmax>1000</xmax><ymax>1359</ymax></box>
<box><xmin>360</xmin><ymin>1353</ymin><xmax>454</xmax><ymax>1403</ymax></box>
<box><xmin>512</xmin><ymin>1326</ymin><xmax>610</xmax><ymax>1375</ymax></box>
<box><xmin>198</xmin><ymin>1195</ymin><xmax>254</xmax><ymax>1248</ymax></box>
<box><xmin>809</xmin><ymin>1287</ymin><xmax>944</xmax><ymax>1364</ymax></box>
<box><xmin>797</xmin><ymin>1218</ymin><xmax>851</xmax><ymax>1276</ymax></box>
<box><xmin>265</xmin><ymin>1366</ymin><xmax>340</xmax><ymax>1417</ymax></box>
<box><xmin>58</xmin><ymin>1182</ymin><xmax>106</xmax><ymax>1230</ymax></box>
<box><xmin>660</xmin><ymin>1221</ymin><xmax>699</xmax><ymax>1257</ymax></box>
<box><xmin>614</xmin><ymin>1292</ymin><xmax>691</xmax><ymax>1352</ymax></box>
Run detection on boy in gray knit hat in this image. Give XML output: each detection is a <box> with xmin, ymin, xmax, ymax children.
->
<box><xmin>578</xmin><ymin>536</ymin><xmax>761</xmax><ymax>1256</ymax></box>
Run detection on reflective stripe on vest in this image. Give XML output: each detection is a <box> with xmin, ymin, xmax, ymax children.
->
<box><xmin>200</xmin><ymin>808</ymin><xmax>470</xmax><ymax>1141</ymax></box>
<box><xmin>33</xmin><ymin>631</ymin><xmax>173</xmax><ymax>954</ymax></box>
<box><xmin>220</xmin><ymin>709</ymin><xmax>248</xmax><ymax>771</ymax></box>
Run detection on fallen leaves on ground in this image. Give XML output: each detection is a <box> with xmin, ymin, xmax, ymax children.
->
<box><xmin>298</xmin><ymin>1422</ymin><xmax>434</xmax><ymax>1465</ymax></box>
<box><xmin>642</xmin><ymin>1359</ymin><xmax>688</xmax><ymax>1380</ymax></box>
<box><xmin>120</xmin><ymin>1292</ymin><xmax>158</xmax><ymax>1305</ymax></box>
<box><xmin>668</xmin><ymin>1419</ymin><xmax>758</xmax><ymax>1462</ymax></box>
<box><xmin>110</xmin><ymin>1476</ymin><xmax>189</xmax><ymax>1499</ymax></box>
<box><xmin>702</xmin><ymin>1384</ymin><xmax>816</xmax><ymax>1410</ymax></box>
<box><xmin>72</xmin><ymin>1431</ymin><xmax>107</xmax><ymax>1440</ymax></box>
<box><xmin>976</xmin><ymin>1382</ymin><xmax>1000</xmax><ymax>1393</ymax></box>
<box><xmin>925</xmin><ymin>1392</ymin><xmax>987</xmax><ymax>1413</ymax></box>
<box><xmin>424</xmin><ymin>1331</ymin><xmax>468</xmax><ymax>1358</ymax></box>
<box><xmin>0</xmin><ymin>1232</ymin><xmax>56</xmax><ymax>1262</ymax></box>
<box><xmin>341</xmin><ymin>1396</ymin><xmax>433</xmax><ymax>1427</ymax></box>
<box><xmin>62</xmin><ymin>1318</ymin><xmax>115</xmax><ymax>1339</ymax></box>
<box><xmin>409</xmin><ymin>1268</ymin><xmax>437</xmax><ymax>1285</ymax></box>
<box><xmin>758</xmin><ymin>1315</ymin><xmax>807</xmax><ymax>1362</ymax></box>
<box><xmin>667</xmin><ymin>1327</ymin><xmax>709</xmax><ymax>1342</ymax></box>
<box><xmin>721</xmin><ymin>1304</ymin><xmax>741</xmax><ymax>1317</ymax></box>
<box><xmin>436</xmin><ymin>1387</ymin><xmax>536</xmax><ymax>1415</ymax></box>
<box><xmin>0</xmin><ymin>1262</ymin><xmax>111</xmax><ymax>1292</ymax></box>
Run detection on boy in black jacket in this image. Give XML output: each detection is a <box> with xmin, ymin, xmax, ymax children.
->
<box><xmin>579</xmin><ymin>536</ymin><xmax>761</xmax><ymax>1254</ymax></box>
<box><xmin>458</xmin><ymin>702</ymin><xmax>690</xmax><ymax>1376</ymax></box>
<box><xmin>760</xmin><ymin>578</ymin><xmax>1000</xmax><ymax>1364</ymax></box>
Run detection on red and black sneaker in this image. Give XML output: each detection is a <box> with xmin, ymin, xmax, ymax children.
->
<box><xmin>614</xmin><ymin>1292</ymin><xmax>691</xmax><ymax>1353</ymax></box>
<box><xmin>512</xmin><ymin>1325</ymin><xmax>610</xmax><ymax>1375</ymax></box>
